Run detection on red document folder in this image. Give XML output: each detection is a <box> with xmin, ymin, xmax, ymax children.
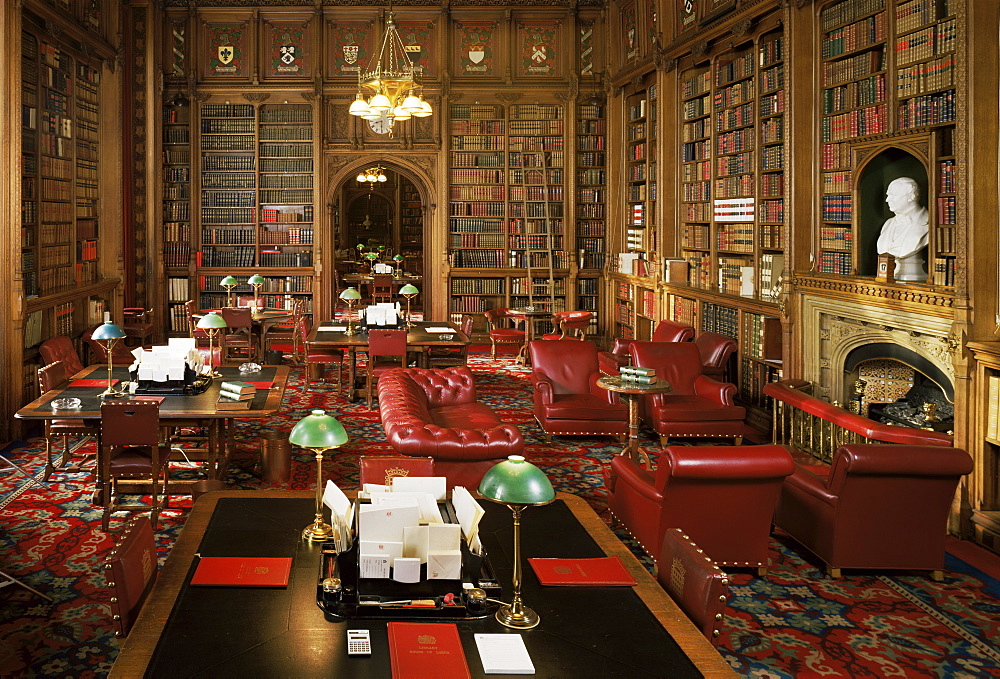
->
<box><xmin>189</xmin><ymin>557</ymin><xmax>292</xmax><ymax>587</ymax></box>
<box><xmin>528</xmin><ymin>556</ymin><xmax>637</xmax><ymax>586</ymax></box>
<box><xmin>388</xmin><ymin>622</ymin><xmax>470</xmax><ymax>679</ymax></box>
<box><xmin>69</xmin><ymin>379</ymin><xmax>117</xmax><ymax>387</ymax></box>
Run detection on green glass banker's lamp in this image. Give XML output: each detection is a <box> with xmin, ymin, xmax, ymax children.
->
<box><xmin>478</xmin><ymin>455</ymin><xmax>555</xmax><ymax>629</ymax></box>
<box><xmin>339</xmin><ymin>286</ymin><xmax>362</xmax><ymax>335</ymax></box>
<box><xmin>399</xmin><ymin>283</ymin><xmax>419</xmax><ymax>328</ymax></box>
<box><xmin>195</xmin><ymin>311</ymin><xmax>228</xmax><ymax>378</ymax></box>
<box><xmin>91</xmin><ymin>321</ymin><xmax>128</xmax><ymax>399</ymax></box>
<box><xmin>247</xmin><ymin>274</ymin><xmax>266</xmax><ymax>311</ymax></box>
<box><xmin>392</xmin><ymin>253</ymin><xmax>404</xmax><ymax>274</ymax></box>
<box><xmin>220</xmin><ymin>275</ymin><xmax>239</xmax><ymax>308</ymax></box>
<box><xmin>289</xmin><ymin>410</ymin><xmax>349</xmax><ymax>541</ymax></box>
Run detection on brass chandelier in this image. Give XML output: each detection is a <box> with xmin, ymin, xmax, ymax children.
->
<box><xmin>356</xmin><ymin>165</ymin><xmax>388</xmax><ymax>183</ymax></box>
<box><xmin>348</xmin><ymin>10</ymin><xmax>433</xmax><ymax>129</ymax></box>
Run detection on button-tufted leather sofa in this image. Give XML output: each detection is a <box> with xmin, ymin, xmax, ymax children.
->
<box><xmin>377</xmin><ymin>366</ymin><xmax>524</xmax><ymax>488</ymax></box>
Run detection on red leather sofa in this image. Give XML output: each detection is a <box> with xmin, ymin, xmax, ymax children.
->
<box><xmin>377</xmin><ymin>366</ymin><xmax>524</xmax><ymax>488</ymax></box>
<box><xmin>598</xmin><ymin>319</ymin><xmax>695</xmax><ymax>376</ymax></box>
<box><xmin>774</xmin><ymin>443</ymin><xmax>973</xmax><ymax>580</ymax></box>
<box><xmin>606</xmin><ymin>445</ymin><xmax>794</xmax><ymax>573</ymax></box>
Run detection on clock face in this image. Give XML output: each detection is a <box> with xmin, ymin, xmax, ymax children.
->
<box><xmin>368</xmin><ymin>111</ymin><xmax>392</xmax><ymax>134</ymax></box>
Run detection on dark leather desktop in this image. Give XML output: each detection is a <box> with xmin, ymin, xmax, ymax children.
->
<box><xmin>113</xmin><ymin>493</ymin><xmax>733</xmax><ymax>677</ymax></box>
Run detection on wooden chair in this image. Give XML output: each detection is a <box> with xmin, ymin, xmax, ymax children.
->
<box><xmin>298</xmin><ymin>314</ymin><xmax>343</xmax><ymax>390</ymax></box>
<box><xmin>39</xmin><ymin>335</ymin><xmax>85</xmax><ymax>376</ymax></box>
<box><xmin>37</xmin><ymin>361</ymin><xmax>100</xmax><ymax>479</ymax></box>
<box><xmin>219</xmin><ymin>306</ymin><xmax>255</xmax><ymax>363</ymax></box>
<box><xmin>366</xmin><ymin>328</ymin><xmax>408</xmax><ymax>408</ymax></box>
<box><xmin>484</xmin><ymin>308</ymin><xmax>527</xmax><ymax>359</ymax></box>
<box><xmin>122</xmin><ymin>307</ymin><xmax>154</xmax><ymax>347</ymax></box>
<box><xmin>104</xmin><ymin>516</ymin><xmax>157</xmax><ymax>637</ymax></box>
<box><xmin>184</xmin><ymin>300</ymin><xmax>211</xmax><ymax>343</ymax></box>
<box><xmin>368</xmin><ymin>273</ymin><xmax>395</xmax><ymax>305</ymax></box>
<box><xmin>83</xmin><ymin>324</ymin><xmax>135</xmax><ymax>366</ymax></box>
<box><xmin>359</xmin><ymin>455</ymin><xmax>435</xmax><ymax>487</ymax></box>
<box><xmin>263</xmin><ymin>301</ymin><xmax>303</xmax><ymax>363</ymax></box>
<box><xmin>657</xmin><ymin>528</ymin><xmax>728</xmax><ymax>647</ymax></box>
<box><xmin>426</xmin><ymin>315</ymin><xmax>474</xmax><ymax>368</ymax></box>
<box><xmin>99</xmin><ymin>401</ymin><xmax>171</xmax><ymax>532</ymax></box>
<box><xmin>541</xmin><ymin>310</ymin><xmax>593</xmax><ymax>340</ymax></box>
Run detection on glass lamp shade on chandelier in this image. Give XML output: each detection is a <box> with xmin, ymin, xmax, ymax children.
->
<box><xmin>347</xmin><ymin>10</ymin><xmax>433</xmax><ymax>131</ymax></box>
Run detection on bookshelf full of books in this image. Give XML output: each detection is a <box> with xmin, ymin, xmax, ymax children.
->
<box><xmin>447</xmin><ymin>102</ymin><xmax>571</xmax><ymax>329</ymax></box>
<box><xmin>676</xmin><ymin>25</ymin><xmax>787</xmax><ymax>299</ymax></box>
<box><xmin>193</xmin><ymin>101</ymin><xmax>316</xmax><ymax>314</ymax></box>
<box><xmin>624</xmin><ymin>83</ymin><xmax>656</xmax><ymax>254</ymax></box>
<box><xmin>163</xmin><ymin>100</ymin><xmax>192</xmax><ymax>333</ymax></box>
<box><xmin>577</xmin><ymin>103</ymin><xmax>606</xmax><ymax>271</ymax></box>
<box><xmin>19</xmin><ymin>22</ymin><xmax>116</xmax><ymax>358</ymax></box>
<box><xmin>399</xmin><ymin>178</ymin><xmax>424</xmax><ymax>277</ymax></box>
<box><xmin>817</xmin><ymin>0</ymin><xmax>958</xmax><ymax>283</ymax></box>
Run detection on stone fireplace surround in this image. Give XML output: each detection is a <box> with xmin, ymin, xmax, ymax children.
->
<box><xmin>800</xmin><ymin>294</ymin><xmax>956</xmax><ymax>406</ymax></box>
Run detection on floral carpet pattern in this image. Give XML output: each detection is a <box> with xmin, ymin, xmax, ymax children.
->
<box><xmin>0</xmin><ymin>356</ymin><xmax>998</xmax><ymax>677</ymax></box>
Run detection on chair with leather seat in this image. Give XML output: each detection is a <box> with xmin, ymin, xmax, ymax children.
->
<box><xmin>426</xmin><ymin>315</ymin><xmax>474</xmax><ymax>368</ymax></box>
<box><xmin>37</xmin><ymin>361</ymin><xmax>100</xmax><ymax>479</ymax></box>
<box><xmin>39</xmin><ymin>335</ymin><xmax>85</xmax><ymax>376</ymax></box>
<box><xmin>774</xmin><ymin>443</ymin><xmax>973</xmax><ymax>580</ymax></box>
<box><xmin>359</xmin><ymin>455</ymin><xmax>435</xmax><ymax>488</ymax></box>
<box><xmin>262</xmin><ymin>300</ymin><xmax>303</xmax><ymax>362</ymax></box>
<box><xmin>528</xmin><ymin>339</ymin><xmax>629</xmax><ymax>442</ymax></box>
<box><xmin>541</xmin><ymin>310</ymin><xmax>593</xmax><ymax>340</ymax></box>
<box><xmin>184</xmin><ymin>300</ymin><xmax>211</xmax><ymax>343</ymax></box>
<box><xmin>98</xmin><ymin>401</ymin><xmax>171</xmax><ymax>532</ymax></box>
<box><xmin>630</xmin><ymin>341</ymin><xmax>746</xmax><ymax>446</ymax></box>
<box><xmin>598</xmin><ymin>319</ymin><xmax>695</xmax><ymax>376</ymax></box>
<box><xmin>484</xmin><ymin>308</ymin><xmax>527</xmax><ymax>360</ymax></box>
<box><xmin>122</xmin><ymin>308</ymin><xmax>154</xmax><ymax>347</ymax></box>
<box><xmin>694</xmin><ymin>331</ymin><xmax>738</xmax><ymax>379</ymax></box>
<box><xmin>657</xmin><ymin>528</ymin><xmax>728</xmax><ymax>646</ymax></box>
<box><xmin>606</xmin><ymin>444</ymin><xmax>795</xmax><ymax>573</ymax></box>
<box><xmin>104</xmin><ymin>516</ymin><xmax>157</xmax><ymax>637</ymax></box>
<box><xmin>298</xmin><ymin>314</ymin><xmax>343</xmax><ymax>390</ymax></box>
<box><xmin>219</xmin><ymin>306</ymin><xmax>255</xmax><ymax>363</ymax></box>
<box><xmin>83</xmin><ymin>324</ymin><xmax>136</xmax><ymax>366</ymax></box>
<box><xmin>366</xmin><ymin>328</ymin><xmax>409</xmax><ymax>408</ymax></box>
<box><xmin>368</xmin><ymin>273</ymin><xmax>395</xmax><ymax>305</ymax></box>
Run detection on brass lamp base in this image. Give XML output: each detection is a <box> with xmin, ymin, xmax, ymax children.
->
<box><xmin>302</xmin><ymin>519</ymin><xmax>336</xmax><ymax>542</ymax></box>
<box><xmin>495</xmin><ymin>603</ymin><xmax>540</xmax><ymax>629</ymax></box>
<box><xmin>99</xmin><ymin>388</ymin><xmax>128</xmax><ymax>399</ymax></box>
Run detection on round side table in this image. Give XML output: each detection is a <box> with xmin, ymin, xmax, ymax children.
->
<box><xmin>596</xmin><ymin>375</ymin><xmax>672</xmax><ymax>469</ymax></box>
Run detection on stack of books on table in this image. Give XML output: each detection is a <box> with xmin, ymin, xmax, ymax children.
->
<box><xmin>619</xmin><ymin>366</ymin><xmax>657</xmax><ymax>385</ymax></box>
<box><xmin>216</xmin><ymin>380</ymin><xmax>257</xmax><ymax>410</ymax></box>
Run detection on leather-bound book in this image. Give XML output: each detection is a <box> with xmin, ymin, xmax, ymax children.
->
<box><xmin>387</xmin><ymin>622</ymin><xmax>470</xmax><ymax>679</ymax></box>
<box><xmin>189</xmin><ymin>557</ymin><xmax>292</xmax><ymax>587</ymax></box>
<box><xmin>528</xmin><ymin>556</ymin><xmax>637</xmax><ymax>586</ymax></box>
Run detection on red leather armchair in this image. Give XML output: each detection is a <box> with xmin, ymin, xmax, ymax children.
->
<box><xmin>528</xmin><ymin>340</ymin><xmax>628</xmax><ymax>441</ymax></box>
<box><xmin>598</xmin><ymin>319</ymin><xmax>695</xmax><ymax>376</ymax></box>
<box><xmin>39</xmin><ymin>335</ymin><xmax>85</xmax><ymax>376</ymax></box>
<box><xmin>377</xmin><ymin>366</ymin><xmax>523</xmax><ymax>488</ymax></box>
<box><xmin>631</xmin><ymin>341</ymin><xmax>746</xmax><ymax>445</ymax></box>
<box><xmin>693</xmin><ymin>332</ymin><xmax>738</xmax><ymax>379</ymax></box>
<box><xmin>607</xmin><ymin>445</ymin><xmax>795</xmax><ymax>573</ymax></box>
<box><xmin>484</xmin><ymin>308</ymin><xmax>527</xmax><ymax>359</ymax></box>
<box><xmin>657</xmin><ymin>528</ymin><xmax>729</xmax><ymax>646</ymax></box>
<box><xmin>774</xmin><ymin>444</ymin><xmax>973</xmax><ymax>580</ymax></box>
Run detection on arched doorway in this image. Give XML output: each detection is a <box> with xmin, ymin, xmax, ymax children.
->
<box><xmin>330</xmin><ymin>163</ymin><xmax>429</xmax><ymax>316</ymax></box>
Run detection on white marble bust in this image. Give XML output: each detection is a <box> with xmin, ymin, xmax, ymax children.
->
<box><xmin>876</xmin><ymin>177</ymin><xmax>928</xmax><ymax>282</ymax></box>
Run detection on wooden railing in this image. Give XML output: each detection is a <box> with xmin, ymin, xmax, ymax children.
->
<box><xmin>763</xmin><ymin>379</ymin><xmax>953</xmax><ymax>463</ymax></box>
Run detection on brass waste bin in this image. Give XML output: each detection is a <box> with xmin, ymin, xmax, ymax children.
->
<box><xmin>260</xmin><ymin>431</ymin><xmax>292</xmax><ymax>485</ymax></box>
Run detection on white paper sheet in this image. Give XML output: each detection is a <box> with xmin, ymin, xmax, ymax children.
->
<box><xmin>474</xmin><ymin>634</ymin><xmax>535</xmax><ymax>674</ymax></box>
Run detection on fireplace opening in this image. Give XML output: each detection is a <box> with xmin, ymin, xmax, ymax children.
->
<box><xmin>843</xmin><ymin>343</ymin><xmax>954</xmax><ymax>434</ymax></box>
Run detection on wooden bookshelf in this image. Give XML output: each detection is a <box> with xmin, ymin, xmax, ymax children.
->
<box><xmin>399</xmin><ymin>178</ymin><xmax>423</xmax><ymax>276</ymax></box>
<box><xmin>162</xmin><ymin>100</ymin><xmax>192</xmax><ymax>334</ymax></box>
<box><xmin>816</xmin><ymin>0</ymin><xmax>957</xmax><ymax>284</ymax></box>
<box><xmin>624</xmin><ymin>82</ymin><xmax>656</xmax><ymax>253</ymax></box>
<box><xmin>576</xmin><ymin>103</ymin><xmax>606</xmax><ymax>271</ymax></box>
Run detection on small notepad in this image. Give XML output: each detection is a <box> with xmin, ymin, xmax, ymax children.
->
<box><xmin>425</xmin><ymin>327</ymin><xmax>456</xmax><ymax>333</ymax></box>
<box><xmin>474</xmin><ymin>634</ymin><xmax>534</xmax><ymax>675</ymax></box>
<box><xmin>317</xmin><ymin>326</ymin><xmax>347</xmax><ymax>332</ymax></box>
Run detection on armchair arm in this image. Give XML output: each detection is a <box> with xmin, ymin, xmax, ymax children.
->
<box><xmin>589</xmin><ymin>372</ymin><xmax>619</xmax><ymax>403</ymax></box>
<box><xmin>611</xmin><ymin>337</ymin><xmax>634</xmax><ymax>356</ymax></box>
<box><xmin>609</xmin><ymin>455</ymin><xmax>663</xmax><ymax>503</ymax></box>
<box><xmin>693</xmin><ymin>374</ymin><xmax>737</xmax><ymax>405</ymax></box>
<box><xmin>531</xmin><ymin>370</ymin><xmax>554</xmax><ymax>403</ymax></box>
<box><xmin>783</xmin><ymin>464</ymin><xmax>838</xmax><ymax>508</ymax></box>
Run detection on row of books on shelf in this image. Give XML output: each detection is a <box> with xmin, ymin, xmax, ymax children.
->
<box><xmin>895</xmin><ymin>19</ymin><xmax>956</xmax><ymax>67</ymax></box>
<box><xmin>261</xmin><ymin>227</ymin><xmax>313</xmax><ymax>245</ymax></box>
<box><xmin>821</xmin><ymin>49</ymin><xmax>884</xmax><ymax>89</ymax></box>
<box><xmin>822</xmin><ymin>103</ymin><xmax>888</xmax><ymax>143</ymax></box>
<box><xmin>819</xmin><ymin>226</ymin><xmax>852</xmax><ymax>250</ymax></box>
<box><xmin>897</xmin><ymin>89</ymin><xmax>955</xmax><ymax>129</ymax></box>
<box><xmin>821</xmin><ymin>194</ymin><xmax>853</xmax><ymax>222</ymax></box>
<box><xmin>817</xmin><ymin>250</ymin><xmax>852</xmax><ymax>274</ymax></box>
<box><xmin>931</xmin><ymin>256</ymin><xmax>956</xmax><ymax>286</ymax></box>
<box><xmin>935</xmin><ymin>224</ymin><xmax>956</xmax><ymax>253</ymax></box>
<box><xmin>821</xmin><ymin>11</ymin><xmax>886</xmax><ymax>59</ymax></box>
<box><xmin>897</xmin><ymin>55</ymin><xmax>955</xmax><ymax>96</ymax></box>
<box><xmin>163</xmin><ymin>242</ymin><xmax>191</xmax><ymax>267</ymax></box>
<box><xmin>738</xmin><ymin>357</ymin><xmax>783</xmax><ymax>409</ymax></box>
<box><xmin>701</xmin><ymin>302</ymin><xmax>739</xmax><ymax>340</ymax></box>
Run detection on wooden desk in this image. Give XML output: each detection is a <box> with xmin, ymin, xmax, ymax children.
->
<box><xmin>110</xmin><ymin>491</ymin><xmax>734</xmax><ymax>678</ymax></box>
<box><xmin>15</xmin><ymin>365</ymin><xmax>289</xmax><ymax>484</ymax></box>
<box><xmin>307</xmin><ymin>321</ymin><xmax>470</xmax><ymax>398</ymax></box>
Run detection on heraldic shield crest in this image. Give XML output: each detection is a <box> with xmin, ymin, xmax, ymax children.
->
<box><xmin>343</xmin><ymin>44</ymin><xmax>359</xmax><ymax>65</ymax></box>
<box><xmin>218</xmin><ymin>45</ymin><xmax>234</xmax><ymax>65</ymax></box>
<box><xmin>468</xmin><ymin>46</ymin><xmax>485</xmax><ymax>64</ymax></box>
<box><xmin>280</xmin><ymin>45</ymin><xmax>296</xmax><ymax>65</ymax></box>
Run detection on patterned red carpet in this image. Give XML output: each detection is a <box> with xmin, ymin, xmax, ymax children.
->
<box><xmin>1</xmin><ymin>357</ymin><xmax>998</xmax><ymax>677</ymax></box>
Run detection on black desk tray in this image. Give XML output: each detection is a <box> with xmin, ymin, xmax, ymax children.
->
<box><xmin>315</xmin><ymin>540</ymin><xmax>502</xmax><ymax>621</ymax></box>
<box><xmin>129</xmin><ymin>368</ymin><xmax>211</xmax><ymax>395</ymax></box>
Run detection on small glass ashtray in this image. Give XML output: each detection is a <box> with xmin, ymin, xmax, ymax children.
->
<box><xmin>441</xmin><ymin>334</ymin><xmax>455</xmax><ymax>340</ymax></box>
<box><xmin>239</xmin><ymin>363</ymin><xmax>262</xmax><ymax>374</ymax></box>
<box><xmin>51</xmin><ymin>397</ymin><xmax>82</xmax><ymax>410</ymax></box>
